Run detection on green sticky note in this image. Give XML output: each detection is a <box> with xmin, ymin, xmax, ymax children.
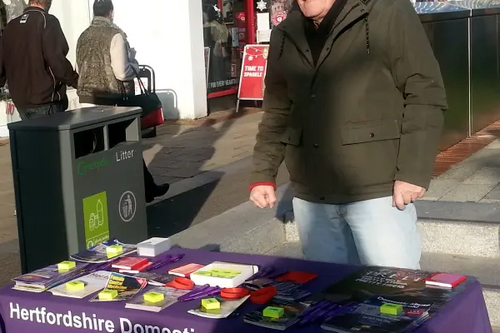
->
<box><xmin>194</xmin><ymin>271</ymin><xmax>212</xmax><ymax>276</ymax></box>
<box><xmin>201</xmin><ymin>298</ymin><xmax>220</xmax><ymax>310</ymax></box>
<box><xmin>144</xmin><ymin>292</ymin><xmax>164</xmax><ymax>304</ymax></box>
<box><xmin>98</xmin><ymin>289</ymin><xmax>118</xmax><ymax>300</ymax></box>
<box><xmin>217</xmin><ymin>272</ymin><xmax>237</xmax><ymax>279</ymax></box>
<box><xmin>58</xmin><ymin>261</ymin><xmax>76</xmax><ymax>271</ymax></box>
<box><xmin>210</xmin><ymin>269</ymin><xmax>223</xmax><ymax>274</ymax></box>
<box><xmin>66</xmin><ymin>280</ymin><xmax>85</xmax><ymax>291</ymax></box>
<box><xmin>221</xmin><ymin>270</ymin><xmax>241</xmax><ymax>275</ymax></box>
<box><xmin>263</xmin><ymin>306</ymin><xmax>284</xmax><ymax>319</ymax></box>
<box><xmin>83</xmin><ymin>191</ymin><xmax>110</xmax><ymax>249</ymax></box>
<box><xmin>380</xmin><ymin>303</ymin><xmax>403</xmax><ymax>316</ymax></box>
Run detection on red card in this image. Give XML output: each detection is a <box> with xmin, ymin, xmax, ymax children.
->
<box><xmin>276</xmin><ymin>271</ymin><xmax>318</xmax><ymax>284</ymax></box>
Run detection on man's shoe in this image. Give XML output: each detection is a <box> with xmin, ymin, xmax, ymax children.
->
<box><xmin>146</xmin><ymin>194</ymin><xmax>155</xmax><ymax>204</ymax></box>
<box><xmin>145</xmin><ymin>183</ymin><xmax>170</xmax><ymax>204</ymax></box>
<box><xmin>153</xmin><ymin>183</ymin><xmax>170</xmax><ymax>198</ymax></box>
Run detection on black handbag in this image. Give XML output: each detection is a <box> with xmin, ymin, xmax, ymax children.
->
<box><xmin>116</xmin><ymin>66</ymin><xmax>164</xmax><ymax>130</ymax></box>
<box><xmin>117</xmin><ymin>70</ymin><xmax>162</xmax><ymax>117</ymax></box>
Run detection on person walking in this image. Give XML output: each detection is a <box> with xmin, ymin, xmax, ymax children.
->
<box><xmin>249</xmin><ymin>0</ymin><xmax>447</xmax><ymax>269</ymax></box>
<box><xmin>0</xmin><ymin>0</ymin><xmax>78</xmax><ymax>119</ymax></box>
<box><xmin>76</xmin><ymin>0</ymin><xmax>169</xmax><ymax>203</ymax></box>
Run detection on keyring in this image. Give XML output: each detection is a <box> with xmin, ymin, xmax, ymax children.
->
<box><xmin>250</xmin><ymin>286</ymin><xmax>277</xmax><ymax>304</ymax></box>
<box><xmin>165</xmin><ymin>277</ymin><xmax>194</xmax><ymax>290</ymax></box>
<box><xmin>220</xmin><ymin>287</ymin><xmax>250</xmax><ymax>299</ymax></box>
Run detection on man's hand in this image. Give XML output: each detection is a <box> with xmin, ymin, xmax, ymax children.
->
<box><xmin>250</xmin><ymin>185</ymin><xmax>277</xmax><ymax>209</ymax></box>
<box><xmin>392</xmin><ymin>180</ymin><xmax>425</xmax><ymax>210</ymax></box>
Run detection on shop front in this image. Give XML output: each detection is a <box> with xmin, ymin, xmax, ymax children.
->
<box><xmin>201</xmin><ymin>0</ymin><xmax>294</xmax><ymax>101</ymax></box>
<box><xmin>0</xmin><ymin>0</ymin><xmax>298</xmax><ymax>133</ymax></box>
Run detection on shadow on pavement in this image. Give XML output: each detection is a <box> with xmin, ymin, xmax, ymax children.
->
<box><xmin>0</xmin><ymin>239</ymin><xmax>21</xmax><ymax>287</ymax></box>
<box><xmin>145</xmin><ymin>116</ymin><xmax>240</xmax><ymax>237</ymax></box>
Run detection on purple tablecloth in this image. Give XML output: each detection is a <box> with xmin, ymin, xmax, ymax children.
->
<box><xmin>0</xmin><ymin>248</ymin><xmax>492</xmax><ymax>333</ymax></box>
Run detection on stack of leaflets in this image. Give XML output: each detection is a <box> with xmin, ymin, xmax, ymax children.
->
<box><xmin>134</xmin><ymin>272</ymin><xmax>176</xmax><ymax>286</ymax></box>
<box><xmin>270</xmin><ymin>281</ymin><xmax>312</xmax><ymax>302</ymax></box>
<box><xmin>71</xmin><ymin>239</ymin><xmax>136</xmax><ymax>263</ymax></box>
<box><xmin>126</xmin><ymin>287</ymin><xmax>191</xmax><ymax>312</ymax></box>
<box><xmin>12</xmin><ymin>262</ymin><xmax>90</xmax><ymax>293</ymax></box>
<box><xmin>49</xmin><ymin>271</ymin><xmax>111</xmax><ymax>299</ymax></box>
<box><xmin>188</xmin><ymin>295</ymin><xmax>249</xmax><ymax>319</ymax></box>
<box><xmin>320</xmin><ymin>294</ymin><xmax>436</xmax><ymax>333</ymax></box>
<box><xmin>90</xmin><ymin>272</ymin><xmax>147</xmax><ymax>302</ymax></box>
<box><xmin>112</xmin><ymin>257</ymin><xmax>152</xmax><ymax>274</ymax></box>
<box><xmin>320</xmin><ymin>267</ymin><xmax>464</xmax><ymax>332</ymax></box>
<box><xmin>244</xmin><ymin>299</ymin><xmax>308</xmax><ymax>330</ymax></box>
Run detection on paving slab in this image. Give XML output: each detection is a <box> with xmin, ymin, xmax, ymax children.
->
<box><xmin>440</xmin><ymin>184</ymin><xmax>496</xmax><ymax>202</ymax></box>
<box><xmin>482</xmin><ymin>184</ymin><xmax>500</xmax><ymax>202</ymax></box>
<box><xmin>422</xmin><ymin>179</ymin><xmax>458</xmax><ymax>200</ymax></box>
<box><xmin>463</xmin><ymin>167</ymin><xmax>500</xmax><ymax>185</ymax></box>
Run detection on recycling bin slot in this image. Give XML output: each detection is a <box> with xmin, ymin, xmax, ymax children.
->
<box><xmin>108</xmin><ymin>118</ymin><xmax>140</xmax><ymax>149</ymax></box>
<box><xmin>9</xmin><ymin>106</ymin><xmax>147</xmax><ymax>273</ymax></box>
<box><xmin>73</xmin><ymin>126</ymin><xmax>106</xmax><ymax>159</ymax></box>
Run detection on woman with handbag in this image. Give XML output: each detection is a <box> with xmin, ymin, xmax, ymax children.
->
<box><xmin>76</xmin><ymin>0</ymin><xmax>169</xmax><ymax>203</ymax></box>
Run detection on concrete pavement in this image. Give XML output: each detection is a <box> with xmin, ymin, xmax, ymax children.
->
<box><xmin>425</xmin><ymin>139</ymin><xmax>500</xmax><ymax>202</ymax></box>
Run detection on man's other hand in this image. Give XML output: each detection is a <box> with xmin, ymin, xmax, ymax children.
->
<box><xmin>250</xmin><ymin>185</ymin><xmax>277</xmax><ymax>209</ymax></box>
<box><xmin>392</xmin><ymin>180</ymin><xmax>425</xmax><ymax>211</ymax></box>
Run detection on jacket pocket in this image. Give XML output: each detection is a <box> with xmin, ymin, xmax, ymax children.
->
<box><xmin>281</xmin><ymin>127</ymin><xmax>303</xmax><ymax>146</ymax></box>
<box><xmin>341</xmin><ymin>120</ymin><xmax>400</xmax><ymax>145</ymax></box>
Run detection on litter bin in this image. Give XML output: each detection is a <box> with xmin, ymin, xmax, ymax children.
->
<box><xmin>9</xmin><ymin>106</ymin><xmax>148</xmax><ymax>273</ymax></box>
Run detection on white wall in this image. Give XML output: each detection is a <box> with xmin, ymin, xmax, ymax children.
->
<box><xmin>112</xmin><ymin>0</ymin><xmax>207</xmax><ymax>119</ymax></box>
<box><xmin>50</xmin><ymin>0</ymin><xmax>92</xmax><ymax>67</ymax></box>
<box><xmin>48</xmin><ymin>0</ymin><xmax>207</xmax><ymax>120</ymax></box>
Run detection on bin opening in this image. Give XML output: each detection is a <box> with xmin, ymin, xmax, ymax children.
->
<box><xmin>74</xmin><ymin>127</ymin><xmax>105</xmax><ymax>159</ymax></box>
<box><xmin>108</xmin><ymin>118</ymin><xmax>139</xmax><ymax>149</ymax></box>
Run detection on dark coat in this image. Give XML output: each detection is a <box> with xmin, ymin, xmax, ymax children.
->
<box><xmin>251</xmin><ymin>0</ymin><xmax>447</xmax><ymax>204</ymax></box>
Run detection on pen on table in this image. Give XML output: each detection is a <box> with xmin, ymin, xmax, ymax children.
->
<box><xmin>299</xmin><ymin>301</ymin><xmax>331</xmax><ymax>320</ymax></box>
<box><xmin>298</xmin><ymin>302</ymin><xmax>335</xmax><ymax>326</ymax></box>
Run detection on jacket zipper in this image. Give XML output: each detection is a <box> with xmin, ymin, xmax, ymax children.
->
<box><xmin>48</xmin><ymin>66</ymin><xmax>57</xmax><ymax>102</ymax></box>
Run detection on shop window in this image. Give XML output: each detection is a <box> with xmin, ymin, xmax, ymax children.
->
<box><xmin>270</xmin><ymin>0</ymin><xmax>294</xmax><ymax>27</ymax></box>
<box><xmin>202</xmin><ymin>0</ymin><xmax>245</xmax><ymax>96</ymax></box>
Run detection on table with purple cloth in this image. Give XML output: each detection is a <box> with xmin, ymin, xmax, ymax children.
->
<box><xmin>0</xmin><ymin>248</ymin><xmax>492</xmax><ymax>333</ymax></box>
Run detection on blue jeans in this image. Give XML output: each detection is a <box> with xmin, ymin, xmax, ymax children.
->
<box><xmin>292</xmin><ymin>196</ymin><xmax>421</xmax><ymax>269</ymax></box>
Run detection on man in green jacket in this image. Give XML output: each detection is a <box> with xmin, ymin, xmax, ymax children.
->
<box><xmin>249</xmin><ymin>0</ymin><xmax>447</xmax><ymax>269</ymax></box>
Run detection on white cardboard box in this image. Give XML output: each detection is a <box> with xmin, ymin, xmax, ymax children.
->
<box><xmin>137</xmin><ymin>237</ymin><xmax>171</xmax><ymax>257</ymax></box>
<box><xmin>190</xmin><ymin>261</ymin><xmax>259</xmax><ymax>288</ymax></box>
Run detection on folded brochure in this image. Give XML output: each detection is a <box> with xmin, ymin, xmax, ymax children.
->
<box><xmin>126</xmin><ymin>287</ymin><xmax>190</xmax><ymax>312</ymax></box>
<box><xmin>321</xmin><ymin>294</ymin><xmax>435</xmax><ymax>333</ymax></box>
<box><xmin>90</xmin><ymin>272</ymin><xmax>147</xmax><ymax>302</ymax></box>
<box><xmin>12</xmin><ymin>261</ymin><xmax>90</xmax><ymax>293</ymax></box>
<box><xmin>49</xmin><ymin>271</ymin><xmax>112</xmax><ymax>299</ymax></box>
<box><xmin>71</xmin><ymin>239</ymin><xmax>136</xmax><ymax>263</ymax></box>
<box><xmin>134</xmin><ymin>272</ymin><xmax>176</xmax><ymax>286</ymax></box>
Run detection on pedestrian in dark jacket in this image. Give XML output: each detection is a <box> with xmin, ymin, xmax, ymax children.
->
<box><xmin>249</xmin><ymin>0</ymin><xmax>447</xmax><ymax>269</ymax></box>
<box><xmin>0</xmin><ymin>0</ymin><xmax>78</xmax><ymax>119</ymax></box>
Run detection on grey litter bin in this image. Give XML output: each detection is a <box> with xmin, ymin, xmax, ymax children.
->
<box><xmin>9</xmin><ymin>106</ymin><xmax>148</xmax><ymax>273</ymax></box>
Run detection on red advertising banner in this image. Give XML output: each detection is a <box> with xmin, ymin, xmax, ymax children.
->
<box><xmin>237</xmin><ymin>44</ymin><xmax>270</xmax><ymax>101</ymax></box>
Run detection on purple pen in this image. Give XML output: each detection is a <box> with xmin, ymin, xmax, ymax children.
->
<box><xmin>178</xmin><ymin>286</ymin><xmax>221</xmax><ymax>302</ymax></box>
<box><xmin>299</xmin><ymin>302</ymin><xmax>335</xmax><ymax>326</ymax></box>
<box><xmin>299</xmin><ymin>300</ymin><xmax>330</xmax><ymax>318</ymax></box>
<box><xmin>145</xmin><ymin>254</ymin><xmax>184</xmax><ymax>272</ymax></box>
<box><xmin>312</xmin><ymin>303</ymin><xmax>339</xmax><ymax>321</ymax></box>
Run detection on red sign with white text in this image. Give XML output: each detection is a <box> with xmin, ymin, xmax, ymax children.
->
<box><xmin>237</xmin><ymin>45</ymin><xmax>270</xmax><ymax>100</ymax></box>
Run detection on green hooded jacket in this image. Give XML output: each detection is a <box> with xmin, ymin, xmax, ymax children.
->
<box><xmin>251</xmin><ymin>0</ymin><xmax>447</xmax><ymax>204</ymax></box>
